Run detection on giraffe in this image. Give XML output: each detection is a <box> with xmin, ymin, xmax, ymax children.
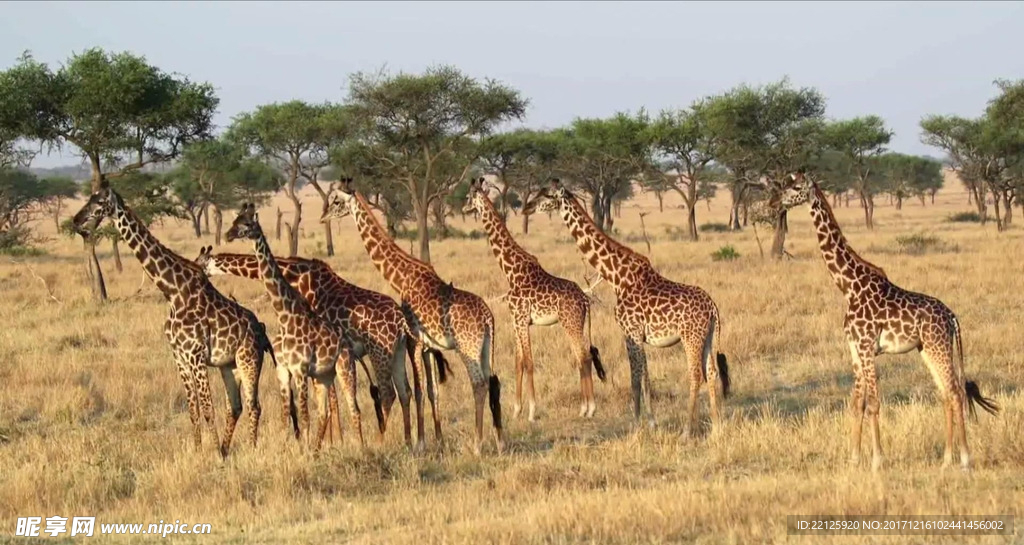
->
<box><xmin>523</xmin><ymin>179</ymin><xmax>730</xmax><ymax>438</ymax></box>
<box><xmin>225</xmin><ymin>203</ymin><xmax>364</xmax><ymax>451</ymax></box>
<box><xmin>193</xmin><ymin>247</ymin><xmax>419</xmax><ymax>447</ymax></box>
<box><xmin>70</xmin><ymin>179</ymin><xmax>272</xmax><ymax>458</ymax></box>
<box><xmin>773</xmin><ymin>170</ymin><xmax>999</xmax><ymax>471</ymax></box>
<box><xmin>462</xmin><ymin>177</ymin><xmax>606</xmax><ymax>421</ymax></box>
<box><xmin>321</xmin><ymin>178</ymin><xmax>504</xmax><ymax>456</ymax></box>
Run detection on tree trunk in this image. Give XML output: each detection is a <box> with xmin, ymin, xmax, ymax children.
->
<box><xmin>53</xmin><ymin>201</ymin><xmax>62</xmax><ymax>231</ymax></box>
<box><xmin>190</xmin><ymin>210</ymin><xmax>202</xmax><ymax>238</ymax></box>
<box><xmin>729</xmin><ymin>200</ymin><xmax>742</xmax><ymax>230</ymax></box>
<box><xmin>860</xmin><ymin>192</ymin><xmax>874</xmax><ymax>230</ymax></box>
<box><xmin>275</xmin><ymin>208</ymin><xmax>283</xmax><ymax>241</ymax></box>
<box><xmin>416</xmin><ymin>201</ymin><xmax>431</xmax><ymax>263</ymax></box>
<box><xmin>972</xmin><ymin>185</ymin><xmax>987</xmax><ymax>224</ymax></box>
<box><xmin>686</xmin><ymin>205</ymin><xmax>698</xmax><ymax>241</ymax></box>
<box><xmin>87</xmin><ymin>158</ymin><xmax>108</xmax><ymax>302</ymax></box>
<box><xmin>1002</xmin><ymin>192</ymin><xmax>1012</xmax><ymax>226</ymax></box>
<box><xmin>202</xmin><ymin>203</ymin><xmax>211</xmax><ymax>235</ymax></box>
<box><xmin>287</xmin><ymin>192</ymin><xmax>302</xmax><ymax>257</ymax></box>
<box><xmin>895</xmin><ymin>196</ymin><xmax>903</xmax><ymax>210</ymax></box>
<box><xmin>844</xmin><ymin>193</ymin><xmax>850</xmax><ymax>207</ymax></box>
<box><xmin>992</xmin><ymin>192</ymin><xmax>1004</xmax><ymax>231</ymax></box>
<box><xmin>521</xmin><ymin>207</ymin><xmax>531</xmax><ymax>235</ymax></box>
<box><xmin>657</xmin><ymin>193</ymin><xmax>664</xmax><ymax>213</ymax></box>
<box><xmin>770</xmin><ymin>210</ymin><xmax>788</xmax><ymax>259</ymax></box>
<box><xmin>84</xmin><ymin>238</ymin><xmax>108</xmax><ymax>302</ymax></box>
<box><xmin>742</xmin><ymin>201</ymin><xmax>749</xmax><ymax>227</ymax></box>
<box><xmin>931</xmin><ymin>191</ymin><xmax>936</xmax><ymax>205</ymax></box>
<box><xmin>213</xmin><ymin>206</ymin><xmax>224</xmax><ymax>246</ymax></box>
<box><xmin>591</xmin><ymin>195</ymin><xmax>606</xmax><ymax>233</ymax></box>
<box><xmin>111</xmin><ymin>237</ymin><xmax>123</xmax><ymax>273</ymax></box>
<box><xmin>918</xmin><ymin>194</ymin><xmax>926</xmax><ymax>206</ymax></box>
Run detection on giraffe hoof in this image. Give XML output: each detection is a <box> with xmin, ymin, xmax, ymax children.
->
<box><xmin>513</xmin><ymin>404</ymin><xmax>522</xmax><ymax>419</ymax></box>
<box><xmin>586</xmin><ymin>403</ymin><xmax>597</xmax><ymax>418</ymax></box>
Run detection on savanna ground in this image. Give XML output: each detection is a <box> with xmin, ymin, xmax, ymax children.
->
<box><xmin>1</xmin><ymin>173</ymin><xmax>1022</xmax><ymax>544</ymax></box>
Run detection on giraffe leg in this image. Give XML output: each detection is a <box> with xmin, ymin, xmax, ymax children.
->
<box><xmin>625</xmin><ymin>337</ymin><xmax>652</xmax><ymax>428</ymax></box>
<box><xmin>337</xmin><ymin>352</ymin><xmax>364</xmax><ymax>449</ymax></box>
<box><xmin>172</xmin><ymin>351</ymin><xmax>202</xmax><ymax>450</ymax></box>
<box><xmin>409</xmin><ymin>338</ymin><xmax>427</xmax><ymax>453</ymax></box>
<box><xmin>296</xmin><ymin>371</ymin><xmax>310</xmax><ymax>442</ymax></box>
<box><xmin>861</xmin><ymin>360</ymin><xmax>883</xmax><ymax>472</ymax></box>
<box><xmin>847</xmin><ymin>341</ymin><xmax>867</xmax><ymax>467</ymax></box>
<box><xmin>702</xmin><ymin>322</ymin><xmax>722</xmax><ymax>434</ymax></box>
<box><xmin>186</xmin><ymin>348</ymin><xmax>223</xmax><ymax>458</ymax></box>
<box><xmin>954</xmin><ymin>389</ymin><xmax>970</xmax><ymax>471</ymax></box>
<box><xmin>424</xmin><ymin>348</ymin><xmax>444</xmax><ymax>445</ymax></box>
<box><xmin>564</xmin><ymin>308</ymin><xmax>594</xmax><ymax>418</ymax></box>
<box><xmin>512</xmin><ymin>316</ymin><xmax>536</xmax><ymax>422</ymax></box>
<box><xmin>391</xmin><ymin>336</ymin><xmax>414</xmax><ymax>448</ymax></box>
<box><xmin>312</xmin><ymin>377</ymin><xmax>333</xmax><ymax>453</ymax></box>
<box><xmin>920</xmin><ymin>340</ymin><xmax>964</xmax><ymax>470</ymax></box>
<box><xmin>684</xmin><ymin>338</ymin><xmax>705</xmax><ymax>439</ymax></box>
<box><xmin>943</xmin><ymin>395</ymin><xmax>955</xmax><ymax>469</ymax></box>
<box><xmin>236</xmin><ymin>340</ymin><xmax>262</xmax><ymax>449</ymax></box>
<box><xmin>328</xmin><ymin>383</ymin><xmax>343</xmax><ymax>445</ymax></box>
<box><xmin>218</xmin><ymin>366</ymin><xmax>243</xmax><ymax>456</ymax></box>
<box><xmin>277</xmin><ymin>366</ymin><xmax>299</xmax><ymax>440</ymax></box>
<box><xmin>369</xmin><ymin>347</ymin><xmax>396</xmax><ymax>443</ymax></box>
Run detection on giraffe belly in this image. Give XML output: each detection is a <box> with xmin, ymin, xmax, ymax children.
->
<box><xmin>530</xmin><ymin>312</ymin><xmax>560</xmax><ymax>326</ymax></box>
<box><xmin>876</xmin><ymin>332</ymin><xmax>919</xmax><ymax>355</ymax></box>
<box><xmin>647</xmin><ymin>335</ymin><xmax>681</xmax><ymax>348</ymax></box>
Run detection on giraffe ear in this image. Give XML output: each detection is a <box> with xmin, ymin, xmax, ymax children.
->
<box><xmin>549</xmin><ymin>178</ymin><xmax>561</xmax><ymax>191</ymax></box>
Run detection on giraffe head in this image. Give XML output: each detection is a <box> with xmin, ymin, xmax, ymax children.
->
<box><xmin>225</xmin><ymin>203</ymin><xmax>263</xmax><ymax>242</ymax></box>
<box><xmin>194</xmin><ymin>245</ymin><xmax>227</xmax><ymax>276</ymax></box>
<box><xmin>321</xmin><ymin>177</ymin><xmax>356</xmax><ymax>223</ymax></box>
<box><xmin>461</xmin><ymin>176</ymin><xmax>493</xmax><ymax>218</ymax></box>
<box><xmin>771</xmin><ymin>170</ymin><xmax>814</xmax><ymax>211</ymax></box>
<box><xmin>71</xmin><ymin>178</ymin><xmax>119</xmax><ymax>237</ymax></box>
<box><xmin>522</xmin><ymin>178</ymin><xmax>570</xmax><ymax>215</ymax></box>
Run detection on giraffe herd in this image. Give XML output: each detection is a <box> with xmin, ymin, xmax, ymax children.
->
<box><xmin>69</xmin><ymin>171</ymin><xmax>999</xmax><ymax>472</ymax></box>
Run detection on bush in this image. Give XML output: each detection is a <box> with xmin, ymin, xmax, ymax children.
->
<box><xmin>711</xmin><ymin>245</ymin><xmax>740</xmax><ymax>262</ymax></box>
<box><xmin>947</xmin><ymin>211</ymin><xmax>982</xmax><ymax>223</ymax></box>
<box><xmin>699</xmin><ymin>222</ymin><xmax>731</xmax><ymax>233</ymax></box>
<box><xmin>395</xmin><ymin>226</ymin><xmax>485</xmax><ymax>241</ymax></box>
<box><xmin>0</xmin><ymin>226</ymin><xmax>44</xmax><ymax>256</ymax></box>
<box><xmin>892</xmin><ymin>233</ymin><xmax>959</xmax><ymax>255</ymax></box>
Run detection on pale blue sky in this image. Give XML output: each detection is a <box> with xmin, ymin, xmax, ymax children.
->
<box><xmin>3</xmin><ymin>1</ymin><xmax>1023</xmax><ymax>167</ymax></box>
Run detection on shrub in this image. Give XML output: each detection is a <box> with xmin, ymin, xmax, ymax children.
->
<box><xmin>947</xmin><ymin>211</ymin><xmax>982</xmax><ymax>223</ymax></box>
<box><xmin>892</xmin><ymin>233</ymin><xmax>959</xmax><ymax>255</ymax></box>
<box><xmin>699</xmin><ymin>222</ymin><xmax>731</xmax><ymax>233</ymax></box>
<box><xmin>711</xmin><ymin>245</ymin><xmax>740</xmax><ymax>262</ymax></box>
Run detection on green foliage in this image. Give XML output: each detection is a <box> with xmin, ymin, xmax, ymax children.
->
<box><xmin>947</xmin><ymin>211</ymin><xmax>982</xmax><ymax>223</ymax></box>
<box><xmin>0</xmin><ymin>48</ymin><xmax>218</xmax><ymax>189</ymax></box>
<box><xmin>341</xmin><ymin>65</ymin><xmax>528</xmax><ymax>260</ymax></box>
<box><xmin>877</xmin><ymin>153</ymin><xmax>944</xmax><ymax>205</ymax></box>
<box><xmin>0</xmin><ymin>168</ymin><xmax>82</xmax><ymax>250</ymax></box>
<box><xmin>710</xmin><ymin>245</ymin><xmax>740</xmax><ymax>261</ymax></box>
<box><xmin>555</xmin><ymin>111</ymin><xmax>652</xmax><ymax>231</ymax></box>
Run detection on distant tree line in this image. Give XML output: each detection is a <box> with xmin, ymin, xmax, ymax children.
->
<box><xmin>1</xmin><ymin>46</ymin><xmax>1021</xmax><ymax>302</ymax></box>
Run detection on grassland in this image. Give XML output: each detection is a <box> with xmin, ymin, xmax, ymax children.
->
<box><xmin>1</xmin><ymin>174</ymin><xmax>1022</xmax><ymax>544</ymax></box>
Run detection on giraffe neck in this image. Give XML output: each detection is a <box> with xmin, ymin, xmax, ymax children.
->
<box><xmin>559</xmin><ymin>195</ymin><xmax>649</xmax><ymax>291</ymax></box>
<box><xmin>110</xmin><ymin>194</ymin><xmax>203</xmax><ymax>297</ymax></box>
<box><xmin>349</xmin><ymin>192</ymin><xmax>436</xmax><ymax>295</ymax></box>
<box><xmin>807</xmin><ymin>184</ymin><xmax>887</xmax><ymax>298</ymax></box>
<box><xmin>478</xmin><ymin>194</ymin><xmax>538</xmax><ymax>283</ymax></box>
<box><xmin>204</xmin><ymin>253</ymin><xmax>264</xmax><ymax>279</ymax></box>
<box><xmin>250</xmin><ymin>229</ymin><xmax>315</xmax><ymax>321</ymax></box>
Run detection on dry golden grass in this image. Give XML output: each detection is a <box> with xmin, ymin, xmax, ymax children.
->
<box><xmin>1</xmin><ymin>175</ymin><xmax>1022</xmax><ymax>544</ymax></box>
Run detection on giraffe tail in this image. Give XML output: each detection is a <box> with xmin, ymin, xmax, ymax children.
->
<box><xmin>585</xmin><ymin>298</ymin><xmax>606</xmax><ymax>382</ymax></box>
<box><xmin>954</xmin><ymin>317</ymin><xmax>999</xmax><ymax>420</ymax></box>
<box><xmin>713</xmin><ymin>308</ymin><xmax>730</xmax><ymax>399</ymax></box>
<box><xmin>425</xmin><ymin>348</ymin><xmax>452</xmax><ymax>385</ymax></box>
<box><xmin>358</xmin><ymin>357</ymin><xmax>385</xmax><ymax>434</ymax></box>
<box><xmin>486</xmin><ymin>318</ymin><xmax>503</xmax><ymax>433</ymax></box>
<box><xmin>253</xmin><ymin>320</ymin><xmax>278</xmax><ymax>368</ymax></box>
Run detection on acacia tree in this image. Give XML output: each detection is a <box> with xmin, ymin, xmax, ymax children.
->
<box><xmin>822</xmin><ymin>116</ymin><xmax>893</xmax><ymax>229</ymax></box>
<box><xmin>704</xmin><ymin>78</ymin><xmax>826</xmax><ymax>257</ymax></box>
<box><xmin>649</xmin><ymin>102</ymin><xmax>717</xmax><ymax>240</ymax></box>
<box><xmin>980</xmin><ymin>79</ymin><xmax>1024</xmax><ymax>228</ymax></box>
<box><xmin>332</xmin><ymin>142</ymin><xmax>411</xmax><ymax>238</ymax></box>
<box><xmin>920</xmin><ymin>115</ymin><xmax>990</xmax><ymax>223</ymax></box>
<box><xmin>0</xmin><ymin>48</ymin><xmax>217</xmax><ymax>300</ymax></box>
<box><xmin>556</xmin><ymin>112</ymin><xmax>652</xmax><ymax>232</ymax></box>
<box><xmin>878</xmin><ymin>153</ymin><xmax>944</xmax><ymax>210</ymax></box>
<box><xmin>170</xmin><ymin>139</ymin><xmax>282</xmax><ymax>244</ymax></box>
<box><xmin>227</xmin><ymin>101</ymin><xmax>350</xmax><ymax>256</ymax></box>
<box><xmin>343</xmin><ymin>65</ymin><xmax>528</xmax><ymax>263</ymax></box>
